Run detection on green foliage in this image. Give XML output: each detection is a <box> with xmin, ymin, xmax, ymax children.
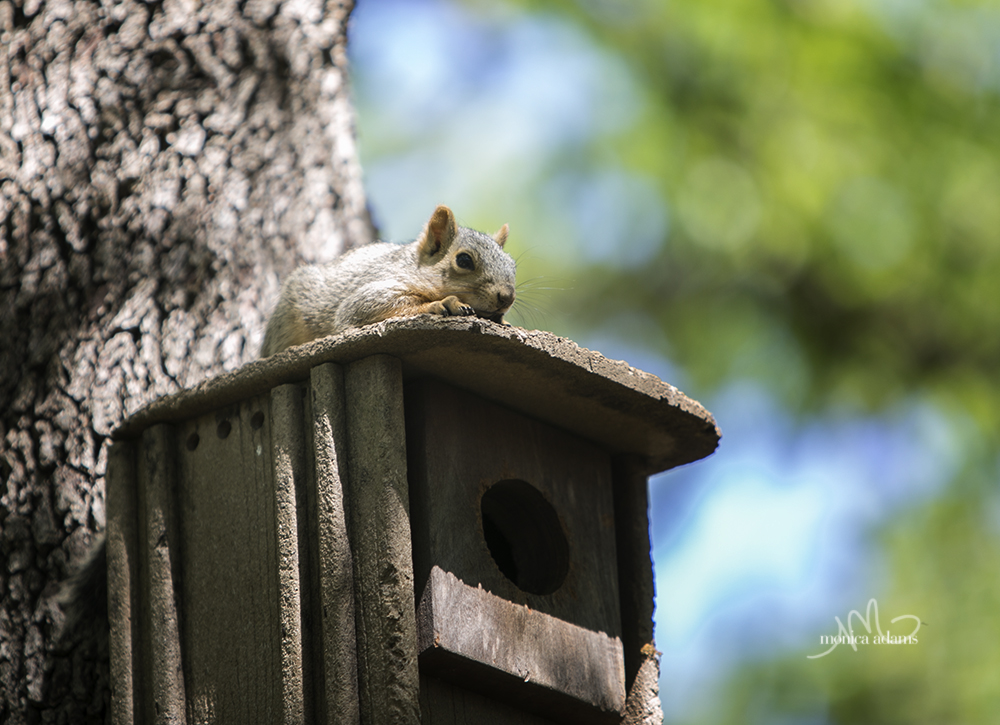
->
<box><xmin>503</xmin><ymin>0</ymin><xmax>1000</xmax><ymax>425</ymax></box>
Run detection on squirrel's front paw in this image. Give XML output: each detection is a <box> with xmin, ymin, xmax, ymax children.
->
<box><xmin>433</xmin><ymin>295</ymin><xmax>475</xmax><ymax>317</ymax></box>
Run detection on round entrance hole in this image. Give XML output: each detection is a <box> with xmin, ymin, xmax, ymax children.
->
<box><xmin>480</xmin><ymin>479</ymin><xmax>569</xmax><ymax>595</ymax></box>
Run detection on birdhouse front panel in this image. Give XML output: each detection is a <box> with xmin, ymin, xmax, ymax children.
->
<box><xmin>405</xmin><ymin>378</ymin><xmax>626</xmax><ymax>722</ymax></box>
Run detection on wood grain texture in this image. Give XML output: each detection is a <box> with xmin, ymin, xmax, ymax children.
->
<box><xmin>308</xmin><ymin>362</ymin><xmax>360</xmax><ymax>725</ymax></box>
<box><xmin>406</xmin><ymin>379</ymin><xmax>622</xmax><ymax>637</ymax></box>
<box><xmin>612</xmin><ymin>456</ymin><xmax>664</xmax><ymax>724</ymax></box>
<box><xmin>344</xmin><ymin>355</ymin><xmax>420</xmax><ymax>725</ymax></box>
<box><xmin>612</xmin><ymin>456</ymin><xmax>656</xmax><ymax>692</ymax></box>
<box><xmin>270</xmin><ymin>384</ymin><xmax>308</xmax><ymax>725</ymax></box>
<box><xmin>115</xmin><ymin>318</ymin><xmax>720</xmax><ymax>477</ymax></box>
<box><xmin>173</xmin><ymin>396</ymin><xmax>283</xmax><ymax>723</ymax></box>
<box><xmin>623</xmin><ymin>647</ymin><xmax>663</xmax><ymax>725</ymax></box>
<box><xmin>106</xmin><ymin>441</ymin><xmax>139</xmax><ymax>725</ymax></box>
<box><xmin>137</xmin><ymin>425</ymin><xmax>186</xmax><ymax>725</ymax></box>
<box><xmin>417</xmin><ymin>567</ymin><xmax>625</xmax><ymax>725</ymax></box>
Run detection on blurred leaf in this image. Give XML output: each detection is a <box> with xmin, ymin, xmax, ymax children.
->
<box><xmin>490</xmin><ymin>0</ymin><xmax>1000</xmax><ymax>423</ymax></box>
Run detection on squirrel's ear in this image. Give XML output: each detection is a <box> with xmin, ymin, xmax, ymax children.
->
<box><xmin>493</xmin><ymin>224</ymin><xmax>509</xmax><ymax>248</ymax></box>
<box><xmin>419</xmin><ymin>205</ymin><xmax>458</xmax><ymax>258</ymax></box>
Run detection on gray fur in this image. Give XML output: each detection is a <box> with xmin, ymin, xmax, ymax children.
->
<box><xmin>261</xmin><ymin>206</ymin><xmax>516</xmax><ymax>357</ymax></box>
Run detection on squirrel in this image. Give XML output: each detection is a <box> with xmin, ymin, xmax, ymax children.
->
<box><xmin>260</xmin><ymin>204</ymin><xmax>517</xmax><ymax>358</ymax></box>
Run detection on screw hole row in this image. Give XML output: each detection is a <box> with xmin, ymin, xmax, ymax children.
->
<box><xmin>184</xmin><ymin>411</ymin><xmax>265</xmax><ymax>451</ymax></box>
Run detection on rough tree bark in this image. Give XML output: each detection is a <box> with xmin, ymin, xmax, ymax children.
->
<box><xmin>0</xmin><ymin>0</ymin><xmax>371</xmax><ymax>720</ymax></box>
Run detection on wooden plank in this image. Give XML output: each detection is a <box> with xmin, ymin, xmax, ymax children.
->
<box><xmin>308</xmin><ymin>362</ymin><xmax>360</xmax><ymax>725</ymax></box>
<box><xmin>107</xmin><ymin>440</ymin><xmax>139</xmax><ymax>725</ymax></box>
<box><xmin>114</xmin><ymin>317</ymin><xmax>720</xmax><ymax>478</ymax></box>
<box><xmin>344</xmin><ymin>354</ymin><xmax>420</xmax><ymax>725</ymax></box>
<box><xmin>270</xmin><ymin>383</ymin><xmax>309</xmax><ymax>725</ymax></box>
<box><xmin>137</xmin><ymin>424</ymin><xmax>187</xmax><ymax>725</ymax></box>
<box><xmin>612</xmin><ymin>455</ymin><xmax>667</xmax><ymax>724</ymax></box>
<box><xmin>175</xmin><ymin>396</ymin><xmax>285</xmax><ymax>723</ymax></box>
<box><xmin>417</xmin><ymin>566</ymin><xmax>625</xmax><ymax>725</ymax></box>
<box><xmin>611</xmin><ymin>455</ymin><xmax>655</xmax><ymax>692</ymax></box>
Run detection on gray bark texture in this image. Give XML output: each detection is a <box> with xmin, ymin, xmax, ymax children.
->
<box><xmin>0</xmin><ymin>0</ymin><xmax>371</xmax><ymax>720</ymax></box>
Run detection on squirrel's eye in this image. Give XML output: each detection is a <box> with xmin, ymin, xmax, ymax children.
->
<box><xmin>456</xmin><ymin>252</ymin><xmax>475</xmax><ymax>270</ymax></box>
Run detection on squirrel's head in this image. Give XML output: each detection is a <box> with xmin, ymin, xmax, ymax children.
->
<box><xmin>418</xmin><ymin>205</ymin><xmax>517</xmax><ymax>320</ymax></box>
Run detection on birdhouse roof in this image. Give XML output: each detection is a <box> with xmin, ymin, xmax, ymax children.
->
<box><xmin>115</xmin><ymin>316</ymin><xmax>720</xmax><ymax>474</ymax></box>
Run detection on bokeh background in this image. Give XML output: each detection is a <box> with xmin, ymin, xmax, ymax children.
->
<box><xmin>346</xmin><ymin>0</ymin><xmax>1000</xmax><ymax>722</ymax></box>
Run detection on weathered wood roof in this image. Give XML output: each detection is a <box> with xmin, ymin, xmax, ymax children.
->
<box><xmin>114</xmin><ymin>316</ymin><xmax>720</xmax><ymax>474</ymax></box>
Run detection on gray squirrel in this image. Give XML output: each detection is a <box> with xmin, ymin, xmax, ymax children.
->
<box><xmin>260</xmin><ymin>204</ymin><xmax>517</xmax><ymax>357</ymax></box>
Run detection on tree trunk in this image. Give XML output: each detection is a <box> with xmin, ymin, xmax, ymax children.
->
<box><xmin>0</xmin><ymin>0</ymin><xmax>370</xmax><ymax>719</ymax></box>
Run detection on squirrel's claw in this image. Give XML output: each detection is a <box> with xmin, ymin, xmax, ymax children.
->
<box><xmin>434</xmin><ymin>295</ymin><xmax>475</xmax><ymax>317</ymax></box>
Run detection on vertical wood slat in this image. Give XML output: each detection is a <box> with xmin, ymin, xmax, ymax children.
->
<box><xmin>107</xmin><ymin>441</ymin><xmax>139</xmax><ymax>725</ymax></box>
<box><xmin>138</xmin><ymin>424</ymin><xmax>187</xmax><ymax>725</ymax></box>
<box><xmin>270</xmin><ymin>384</ymin><xmax>308</xmax><ymax>725</ymax></box>
<box><xmin>611</xmin><ymin>455</ymin><xmax>656</xmax><ymax>692</ymax></box>
<box><xmin>309</xmin><ymin>362</ymin><xmax>361</xmax><ymax>725</ymax></box>
<box><xmin>613</xmin><ymin>456</ymin><xmax>668</xmax><ymax>724</ymax></box>
<box><xmin>344</xmin><ymin>354</ymin><xmax>420</xmax><ymax>725</ymax></box>
<box><xmin>175</xmin><ymin>397</ymin><xmax>285</xmax><ymax>722</ymax></box>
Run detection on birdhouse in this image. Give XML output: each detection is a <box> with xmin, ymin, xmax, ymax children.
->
<box><xmin>105</xmin><ymin>317</ymin><xmax>719</xmax><ymax>725</ymax></box>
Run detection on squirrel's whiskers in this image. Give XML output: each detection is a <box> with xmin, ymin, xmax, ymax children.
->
<box><xmin>505</xmin><ymin>276</ymin><xmax>564</xmax><ymax>329</ymax></box>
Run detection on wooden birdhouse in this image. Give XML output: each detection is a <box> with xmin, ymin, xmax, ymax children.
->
<box><xmin>106</xmin><ymin>317</ymin><xmax>720</xmax><ymax>725</ymax></box>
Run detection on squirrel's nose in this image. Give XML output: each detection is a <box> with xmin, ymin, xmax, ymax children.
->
<box><xmin>496</xmin><ymin>287</ymin><xmax>515</xmax><ymax>312</ymax></box>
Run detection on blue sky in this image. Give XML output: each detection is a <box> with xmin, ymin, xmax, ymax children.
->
<box><xmin>347</xmin><ymin>0</ymin><xmax>959</xmax><ymax>717</ymax></box>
